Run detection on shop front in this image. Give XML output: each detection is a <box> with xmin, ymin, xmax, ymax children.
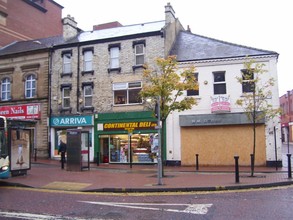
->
<box><xmin>50</xmin><ymin>115</ymin><xmax>94</xmax><ymax>161</ymax></box>
<box><xmin>94</xmin><ymin>111</ymin><xmax>158</xmax><ymax>164</ymax></box>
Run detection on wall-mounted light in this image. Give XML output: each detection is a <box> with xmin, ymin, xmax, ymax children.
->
<box><xmin>204</xmin><ymin>80</ymin><xmax>208</xmax><ymax>85</ymax></box>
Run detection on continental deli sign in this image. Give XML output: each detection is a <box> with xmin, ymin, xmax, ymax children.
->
<box><xmin>103</xmin><ymin>121</ymin><xmax>157</xmax><ymax>131</ymax></box>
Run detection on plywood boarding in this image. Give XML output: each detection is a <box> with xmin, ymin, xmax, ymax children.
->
<box><xmin>181</xmin><ymin>125</ymin><xmax>266</xmax><ymax>166</ymax></box>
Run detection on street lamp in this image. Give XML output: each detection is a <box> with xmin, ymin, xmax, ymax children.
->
<box><xmin>155</xmin><ymin>96</ymin><xmax>163</xmax><ymax>185</ymax></box>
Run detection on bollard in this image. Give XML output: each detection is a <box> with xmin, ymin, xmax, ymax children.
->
<box><xmin>96</xmin><ymin>152</ymin><xmax>100</xmax><ymax>166</ymax></box>
<box><xmin>234</xmin><ymin>156</ymin><xmax>240</xmax><ymax>183</ymax></box>
<box><xmin>287</xmin><ymin>154</ymin><xmax>292</xmax><ymax>179</ymax></box>
<box><xmin>34</xmin><ymin>148</ymin><xmax>37</xmax><ymax>162</ymax></box>
<box><xmin>195</xmin><ymin>154</ymin><xmax>199</xmax><ymax>171</ymax></box>
<box><xmin>250</xmin><ymin>154</ymin><xmax>255</xmax><ymax>177</ymax></box>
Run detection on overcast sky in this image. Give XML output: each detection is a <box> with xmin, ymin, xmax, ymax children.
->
<box><xmin>55</xmin><ymin>0</ymin><xmax>292</xmax><ymax>96</ymax></box>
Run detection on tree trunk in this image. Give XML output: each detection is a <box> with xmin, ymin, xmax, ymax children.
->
<box><xmin>161</xmin><ymin>119</ymin><xmax>166</xmax><ymax>177</ymax></box>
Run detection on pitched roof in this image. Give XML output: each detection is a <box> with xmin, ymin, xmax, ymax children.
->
<box><xmin>68</xmin><ymin>20</ymin><xmax>166</xmax><ymax>43</ymax></box>
<box><xmin>170</xmin><ymin>31</ymin><xmax>278</xmax><ymax>62</ymax></box>
<box><xmin>0</xmin><ymin>35</ymin><xmax>64</xmax><ymax>57</ymax></box>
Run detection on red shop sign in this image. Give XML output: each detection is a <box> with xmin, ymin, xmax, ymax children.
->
<box><xmin>0</xmin><ymin>103</ymin><xmax>41</xmax><ymax>119</ymax></box>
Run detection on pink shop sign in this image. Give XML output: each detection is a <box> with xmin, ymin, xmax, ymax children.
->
<box><xmin>211</xmin><ymin>95</ymin><xmax>231</xmax><ymax>113</ymax></box>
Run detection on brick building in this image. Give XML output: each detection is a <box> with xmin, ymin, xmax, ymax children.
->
<box><xmin>0</xmin><ymin>35</ymin><xmax>64</xmax><ymax>158</ymax></box>
<box><xmin>280</xmin><ymin>90</ymin><xmax>293</xmax><ymax>143</ymax></box>
<box><xmin>49</xmin><ymin>3</ymin><xmax>182</xmax><ymax>163</ymax></box>
<box><xmin>0</xmin><ymin>0</ymin><xmax>63</xmax><ymax>48</ymax></box>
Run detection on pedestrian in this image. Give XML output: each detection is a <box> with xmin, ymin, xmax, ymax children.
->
<box><xmin>58</xmin><ymin>139</ymin><xmax>67</xmax><ymax>169</ymax></box>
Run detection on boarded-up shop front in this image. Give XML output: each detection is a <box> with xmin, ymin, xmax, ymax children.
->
<box><xmin>179</xmin><ymin>113</ymin><xmax>266</xmax><ymax>166</ymax></box>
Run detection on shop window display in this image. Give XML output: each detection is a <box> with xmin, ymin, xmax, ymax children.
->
<box><xmin>104</xmin><ymin>133</ymin><xmax>156</xmax><ymax>163</ymax></box>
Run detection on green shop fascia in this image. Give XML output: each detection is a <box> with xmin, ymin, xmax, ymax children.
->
<box><xmin>94</xmin><ymin>111</ymin><xmax>164</xmax><ymax>164</ymax></box>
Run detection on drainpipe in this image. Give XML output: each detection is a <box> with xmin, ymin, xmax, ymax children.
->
<box><xmin>77</xmin><ymin>44</ymin><xmax>81</xmax><ymax>112</ymax></box>
<box><xmin>48</xmin><ymin>45</ymin><xmax>53</xmax><ymax>158</ymax></box>
<box><xmin>288</xmin><ymin>90</ymin><xmax>291</xmax><ymax>143</ymax></box>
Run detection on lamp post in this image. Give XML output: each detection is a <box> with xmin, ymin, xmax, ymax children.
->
<box><xmin>156</xmin><ymin>96</ymin><xmax>163</xmax><ymax>185</ymax></box>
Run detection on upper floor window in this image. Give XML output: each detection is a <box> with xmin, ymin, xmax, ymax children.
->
<box><xmin>82</xmin><ymin>82</ymin><xmax>94</xmax><ymax>107</ymax></box>
<box><xmin>113</xmin><ymin>82</ymin><xmax>142</xmax><ymax>105</ymax></box>
<box><xmin>62</xmin><ymin>50</ymin><xmax>72</xmax><ymax>74</ymax></box>
<box><xmin>1</xmin><ymin>78</ymin><xmax>11</xmax><ymax>101</ymax></box>
<box><xmin>25</xmin><ymin>74</ymin><xmax>36</xmax><ymax>98</ymax></box>
<box><xmin>213</xmin><ymin>71</ymin><xmax>226</xmax><ymax>95</ymax></box>
<box><xmin>110</xmin><ymin>47</ymin><xmax>120</xmax><ymax>69</ymax></box>
<box><xmin>83</xmin><ymin>50</ymin><xmax>93</xmax><ymax>71</ymax></box>
<box><xmin>187</xmin><ymin>73</ymin><xmax>199</xmax><ymax>96</ymax></box>
<box><xmin>108</xmin><ymin>43</ymin><xmax>121</xmax><ymax>73</ymax></box>
<box><xmin>133</xmin><ymin>40</ymin><xmax>146</xmax><ymax>67</ymax></box>
<box><xmin>82</xmin><ymin>47</ymin><xmax>94</xmax><ymax>74</ymax></box>
<box><xmin>241</xmin><ymin>69</ymin><xmax>254</xmax><ymax>93</ymax></box>
<box><xmin>61</xmin><ymin>86</ymin><xmax>71</xmax><ymax>108</ymax></box>
<box><xmin>135</xmin><ymin>44</ymin><xmax>145</xmax><ymax>66</ymax></box>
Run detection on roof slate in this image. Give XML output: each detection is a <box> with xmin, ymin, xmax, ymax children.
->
<box><xmin>0</xmin><ymin>35</ymin><xmax>64</xmax><ymax>56</ymax></box>
<box><xmin>68</xmin><ymin>20</ymin><xmax>166</xmax><ymax>43</ymax></box>
<box><xmin>170</xmin><ymin>31</ymin><xmax>278</xmax><ymax>62</ymax></box>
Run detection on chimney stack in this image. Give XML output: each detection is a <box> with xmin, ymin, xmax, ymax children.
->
<box><xmin>165</xmin><ymin>3</ymin><xmax>176</xmax><ymax>24</ymax></box>
<box><xmin>62</xmin><ymin>15</ymin><xmax>79</xmax><ymax>40</ymax></box>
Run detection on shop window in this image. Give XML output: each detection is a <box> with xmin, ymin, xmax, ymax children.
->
<box><xmin>103</xmin><ymin>134</ymin><xmax>155</xmax><ymax>163</ymax></box>
<box><xmin>1</xmin><ymin>77</ymin><xmax>11</xmax><ymax>101</ymax></box>
<box><xmin>25</xmin><ymin>74</ymin><xmax>36</xmax><ymax>98</ymax></box>
<box><xmin>241</xmin><ymin>69</ymin><xmax>255</xmax><ymax>93</ymax></box>
<box><xmin>187</xmin><ymin>73</ymin><xmax>199</xmax><ymax>96</ymax></box>
<box><xmin>113</xmin><ymin>82</ymin><xmax>142</xmax><ymax>105</ymax></box>
<box><xmin>61</xmin><ymin>50</ymin><xmax>72</xmax><ymax>76</ymax></box>
<box><xmin>213</xmin><ymin>71</ymin><xmax>226</xmax><ymax>95</ymax></box>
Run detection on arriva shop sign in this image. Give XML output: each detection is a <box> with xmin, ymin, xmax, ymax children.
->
<box><xmin>50</xmin><ymin>116</ymin><xmax>93</xmax><ymax>127</ymax></box>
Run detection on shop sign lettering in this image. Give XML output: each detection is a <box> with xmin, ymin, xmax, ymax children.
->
<box><xmin>210</xmin><ymin>95</ymin><xmax>231</xmax><ymax>113</ymax></box>
<box><xmin>0</xmin><ymin>103</ymin><xmax>40</xmax><ymax>119</ymax></box>
<box><xmin>103</xmin><ymin>121</ymin><xmax>157</xmax><ymax>131</ymax></box>
<box><xmin>50</xmin><ymin>116</ymin><xmax>92</xmax><ymax>127</ymax></box>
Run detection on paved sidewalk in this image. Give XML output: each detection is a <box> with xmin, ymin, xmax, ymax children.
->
<box><xmin>0</xmin><ymin>159</ymin><xmax>293</xmax><ymax>193</ymax></box>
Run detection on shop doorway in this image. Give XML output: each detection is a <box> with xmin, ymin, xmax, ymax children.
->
<box><xmin>100</xmin><ymin>136</ymin><xmax>110</xmax><ymax>163</ymax></box>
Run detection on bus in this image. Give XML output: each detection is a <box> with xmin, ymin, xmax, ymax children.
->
<box><xmin>0</xmin><ymin>116</ymin><xmax>9</xmax><ymax>179</ymax></box>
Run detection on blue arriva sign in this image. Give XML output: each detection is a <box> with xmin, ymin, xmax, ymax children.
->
<box><xmin>50</xmin><ymin>116</ymin><xmax>93</xmax><ymax>127</ymax></box>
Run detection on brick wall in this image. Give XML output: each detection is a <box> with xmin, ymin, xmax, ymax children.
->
<box><xmin>0</xmin><ymin>0</ymin><xmax>62</xmax><ymax>47</ymax></box>
<box><xmin>51</xmin><ymin>35</ymin><xmax>165</xmax><ymax>115</ymax></box>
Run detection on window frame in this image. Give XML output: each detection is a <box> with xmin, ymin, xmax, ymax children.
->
<box><xmin>241</xmin><ymin>69</ymin><xmax>255</xmax><ymax>93</ymax></box>
<box><xmin>110</xmin><ymin>47</ymin><xmax>120</xmax><ymax>69</ymax></box>
<box><xmin>134</xmin><ymin>44</ymin><xmax>145</xmax><ymax>66</ymax></box>
<box><xmin>187</xmin><ymin>72</ymin><xmax>199</xmax><ymax>96</ymax></box>
<box><xmin>83</xmin><ymin>50</ymin><xmax>93</xmax><ymax>72</ymax></box>
<box><xmin>62</xmin><ymin>50</ymin><xmax>72</xmax><ymax>75</ymax></box>
<box><xmin>132</xmin><ymin>40</ymin><xmax>146</xmax><ymax>68</ymax></box>
<box><xmin>62</xmin><ymin>86</ymin><xmax>71</xmax><ymax>109</ymax></box>
<box><xmin>1</xmin><ymin>77</ymin><xmax>11</xmax><ymax>101</ymax></box>
<box><xmin>113</xmin><ymin>81</ymin><xmax>142</xmax><ymax>105</ymax></box>
<box><xmin>25</xmin><ymin>74</ymin><xmax>36</xmax><ymax>99</ymax></box>
<box><xmin>83</xmin><ymin>85</ymin><xmax>93</xmax><ymax>107</ymax></box>
<box><xmin>213</xmin><ymin>71</ymin><xmax>226</xmax><ymax>95</ymax></box>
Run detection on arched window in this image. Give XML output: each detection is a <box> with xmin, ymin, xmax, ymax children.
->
<box><xmin>25</xmin><ymin>74</ymin><xmax>36</xmax><ymax>98</ymax></box>
<box><xmin>1</xmin><ymin>78</ymin><xmax>11</xmax><ymax>101</ymax></box>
